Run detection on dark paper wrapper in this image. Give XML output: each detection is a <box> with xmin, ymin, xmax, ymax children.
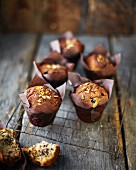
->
<box><xmin>68</xmin><ymin>72</ymin><xmax>114</xmax><ymax>123</ymax></box>
<box><xmin>0</xmin><ymin>127</ymin><xmax>26</xmax><ymax>170</ymax></box>
<box><xmin>50</xmin><ymin>31</ymin><xmax>74</xmax><ymax>52</ymax></box>
<box><xmin>72</xmin><ymin>102</ymin><xmax>107</xmax><ymax>123</ymax></box>
<box><xmin>50</xmin><ymin>31</ymin><xmax>84</xmax><ymax>68</ymax></box>
<box><xmin>62</xmin><ymin>49</ymin><xmax>81</xmax><ymax>67</ymax></box>
<box><xmin>19</xmin><ymin>75</ymin><xmax>66</xmax><ymax>127</ymax></box>
<box><xmin>61</xmin><ymin>31</ymin><xmax>74</xmax><ymax>39</ymax></box>
<box><xmin>81</xmin><ymin>44</ymin><xmax>121</xmax><ymax>80</ymax></box>
<box><xmin>33</xmin><ymin>51</ymin><xmax>74</xmax><ymax>88</ymax></box>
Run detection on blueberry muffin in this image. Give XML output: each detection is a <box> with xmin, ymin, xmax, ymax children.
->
<box><xmin>70</xmin><ymin>81</ymin><xmax>109</xmax><ymax>123</ymax></box>
<box><xmin>23</xmin><ymin>141</ymin><xmax>60</xmax><ymax>167</ymax></box>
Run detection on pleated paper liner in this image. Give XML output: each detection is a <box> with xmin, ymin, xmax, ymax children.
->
<box><xmin>19</xmin><ymin>75</ymin><xmax>66</xmax><ymax>127</ymax></box>
<box><xmin>50</xmin><ymin>31</ymin><xmax>84</xmax><ymax>68</ymax></box>
<box><xmin>33</xmin><ymin>51</ymin><xmax>74</xmax><ymax>88</ymax></box>
<box><xmin>68</xmin><ymin>72</ymin><xmax>114</xmax><ymax>123</ymax></box>
<box><xmin>81</xmin><ymin>44</ymin><xmax>121</xmax><ymax>80</ymax></box>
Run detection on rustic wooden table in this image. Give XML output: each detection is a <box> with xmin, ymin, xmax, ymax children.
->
<box><xmin>0</xmin><ymin>33</ymin><xmax>135</xmax><ymax>170</ymax></box>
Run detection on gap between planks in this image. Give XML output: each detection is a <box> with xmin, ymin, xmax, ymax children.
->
<box><xmin>109</xmin><ymin>36</ymin><xmax>128</xmax><ymax>170</ymax></box>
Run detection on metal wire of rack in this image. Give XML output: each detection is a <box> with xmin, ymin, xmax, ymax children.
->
<box><xmin>6</xmin><ymin>84</ymin><xmax>119</xmax><ymax>155</ymax></box>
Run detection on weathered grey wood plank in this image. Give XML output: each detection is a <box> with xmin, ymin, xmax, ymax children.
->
<box><xmin>19</xmin><ymin>35</ymin><xmax>125</xmax><ymax>169</ymax></box>
<box><xmin>111</xmin><ymin>36</ymin><xmax>136</xmax><ymax>170</ymax></box>
<box><xmin>0</xmin><ymin>33</ymin><xmax>37</xmax><ymax>127</ymax></box>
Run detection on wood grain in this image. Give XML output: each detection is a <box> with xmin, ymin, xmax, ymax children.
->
<box><xmin>0</xmin><ymin>33</ymin><xmax>37</xmax><ymax>127</ymax></box>
<box><xmin>133</xmin><ymin>2</ymin><xmax>136</xmax><ymax>33</ymax></box>
<box><xmin>19</xmin><ymin>35</ymin><xmax>125</xmax><ymax>169</ymax></box>
<box><xmin>1</xmin><ymin>0</ymin><xmax>136</xmax><ymax>35</ymax></box>
<box><xmin>111</xmin><ymin>36</ymin><xmax>136</xmax><ymax>170</ymax></box>
<box><xmin>1</xmin><ymin>0</ymin><xmax>82</xmax><ymax>33</ymax></box>
<box><xmin>86</xmin><ymin>0</ymin><xmax>133</xmax><ymax>35</ymax></box>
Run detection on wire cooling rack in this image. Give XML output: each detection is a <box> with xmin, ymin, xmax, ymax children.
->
<box><xmin>6</xmin><ymin>83</ymin><xmax>118</xmax><ymax>153</ymax></box>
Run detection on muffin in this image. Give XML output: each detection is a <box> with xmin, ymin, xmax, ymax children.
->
<box><xmin>82</xmin><ymin>44</ymin><xmax>121</xmax><ymax>80</ymax></box>
<box><xmin>87</xmin><ymin>54</ymin><xmax>111</xmax><ymax>71</ymax></box>
<box><xmin>38</xmin><ymin>63</ymin><xmax>68</xmax><ymax>88</ymax></box>
<box><xmin>22</xmin><ymin>85</ymin><xmax>61</xmax><ymax>127</ymax></box>
<box><xmin>59</xmin><ymin>38</ymin><xmax>84</xmax><ymax>65</ymax></box>
<box><xmin>23</xmin><ymin>141</ymin><xmax>60</xmax><ymax>167</ymax></box>
<box><xmin>68</xmin><ymin>72</ymin><xmax>114</xmax><ymax>123</ymax></box>
<box><xmin>75</xmin><ymin>82</ymin><xmax>109</xmax><ymax>108</ymax></box>
<box><xmin>50</xmin><ymin>32</ymin><xmax>84</xmax><ymax>67</ymax></box>
<box><xmin>0</xmin><ymin>128</ymin><xmax>22</xmax><ymax>167</ymax></box>
<box><xmin>34</xmin><ymin>51</ymin><xmax>74</xmax><ymax>88</ymax></box>
<box><xmin>19</xmin><ymin>75</ymin><xmax>65</xmax><ymax>127</ymax></box>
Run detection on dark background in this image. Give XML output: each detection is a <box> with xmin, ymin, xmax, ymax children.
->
<box><xmin>1</xmin><ymin>0</ymin><xmax>136</xmax><ymax>35</ymax></box>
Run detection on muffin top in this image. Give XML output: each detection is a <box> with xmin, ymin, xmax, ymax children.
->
<box><xmin>39</xmin><ymin>64</ymin><xmax>68</xmax><ymax>81</ymax></box>
<box><xmin>25</xmin><ymin>86</ymin><xmax>61</xmax><ymax>113</ymax></box>
<box><xmin>87</xmin><ymin>54</ymin><xmax>112</xmax><ymax>71</ymax></box>
<box><xmin>75</xmin><ymin>82</ymin><xmax>108</xmax><ymax>108</ymax></box>
<box><xmin>59</xmin><ymin>38</ymin><xmax>84</xmax><ymax>53</ymax></box>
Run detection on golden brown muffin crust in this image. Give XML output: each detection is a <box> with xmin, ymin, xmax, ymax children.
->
<box><xmin>39</xmin><ymin>64</ymin><xmax>68</xmax><ymax>81</ymax></box>
<box><xmin>75</xmin><ymin>82</ymin><xmax>108</xmax><ymax>108</ymax></box>
<box><xmin>25</xmin><ymin>86</ymin><xmax>61</xmax><ymax>112</ymax></box>
<box><xmin>60</xmin><ymin>38</ymin><xmax>84</xmax><ymax>53</ymax></box>
<box><xmin>23</xmin><ymin>141</ymin><xmax>60</xmax><ymax>167</ymax></box>
<box><xmin>87</xmin><ymin>54</ymin><xmax>112</xmax><ymax>71</ymax></box>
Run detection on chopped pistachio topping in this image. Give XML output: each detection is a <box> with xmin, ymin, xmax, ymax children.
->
<box><xmin>37</xmin><ymin>99</ymin><xmax>42</xmax><ymax>103</ymax></box>
<box><xmin>66</xmin><ymin>40</ymin><xmax>74</xmax><ymax>49</ymax></box>
<box><xmin>85</xmin><ymin>88</ymin><xmax>90</xmax><ymax>93</ymax></box>
<box><xmin>81</xmin><ymin>93</ymin><xmax>85</xmax><ymax>100</ymax></box>
<box><xmin>42</xmin><ymin>96</ymin><xmax>46</xmax><ymax>99</ymax></box>
<box><xmin>97</xmin><ymin>54</ymin><xmax>105</xmax><ymax>62</ymax></box>
<box><xmin>81</xmin><ymin>86</ymin><xmax>86</xmax><ymax>90</ymax></box>
<box><xmin>46</xmin><ymin>96</ymin><xmax>51</xmax><ymax>99</ymax></box>
<box><xmin>36</xmin><ymin>86</ymin><xmax>42</xmax><ymax>90</ymax></box>
<box><xmin>35</xmin><ymin>86</ymin><xmax>60</xmax><ymax>107</ymax></box>
<box><xmin>52</xmin><ymin>64</ymin><xmax>58</xmax><ymax>69</ymax></box>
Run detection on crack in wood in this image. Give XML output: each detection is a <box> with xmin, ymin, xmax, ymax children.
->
<box><xmin>109</xmin><ymin>36</ymin><xmax>129</xmax><ymax>170</ymax></box>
